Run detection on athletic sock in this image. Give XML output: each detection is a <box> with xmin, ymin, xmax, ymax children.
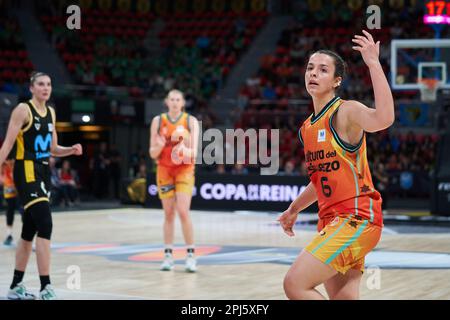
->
<box><xmin>40</xmin><ymin>275</ymin><xmax>51</xmax><ymax>291</ymax></box>
<box><xmin>10</xmin><ymin>270</ymin><xmax>24</xmax><ymax>289</ymax></box>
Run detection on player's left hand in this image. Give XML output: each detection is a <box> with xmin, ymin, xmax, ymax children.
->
<box><xmin>352</xmin><ymin>30</ymin><xmax>380</xmax><ymax>67</ymax></box>
<box><xmin>277</xmin><ymin>209</ymin><xmax>298</xmax><ymax>237</ymax></box>
<box><xmin>72</xmin><ymin>143</ymin><xmax>83</xmax><ymax>156</ymax></box>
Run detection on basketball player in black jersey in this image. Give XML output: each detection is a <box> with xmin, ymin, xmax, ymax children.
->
<box><xmin>0</xmin><ymin>72</ymin><xmax>82</xmax><ymax>300</ymax></box>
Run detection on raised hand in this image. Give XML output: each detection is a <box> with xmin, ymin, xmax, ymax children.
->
<box><xmin>352</xmin><ymin>30</ymin><xmax>380</xmax><ymax>68</ymax></box>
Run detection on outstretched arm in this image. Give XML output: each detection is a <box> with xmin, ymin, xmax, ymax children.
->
<box><xmin>344</xmin><ymin>30</ymin><xmax>394</xmax><ymax>133</ymax></box>
<box><xmin>49</xmin><ymin>107</ymin><xmax>82</xmax><ymax>157</ymax></box>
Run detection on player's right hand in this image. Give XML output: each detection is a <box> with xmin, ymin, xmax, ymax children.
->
<box><xmin>155</xmin><ymin>134</ymin><xmax>166</xmax><ymax>148</ymax></box>
<box><xmin>277</xmin><ymin>208</ymin><xmax>298</xmax><ymax>237</ymax></box>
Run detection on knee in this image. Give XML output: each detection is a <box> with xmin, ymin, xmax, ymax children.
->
<box><xmin>19</xmin><ymin>239</ymin><xmax>33</xmax><ymax>250</ymax></box>
<box><xmin>283</xmin><ymin>271</ymin><xmax>312</xmax><ymax>300</ymax></box>
<box><xmin>164</xmin><ymin>210</ymin><xmax>176</xmax><ymax>223</ymax></box>
<box><xmin>177</xmin><ymin>210</ymin><xmax>190</xmax><ymax>222</ymax></box>
<box><xmin>283</xmin><ymin>273</ymin><xmax>298</xmax><ymax>299</ymax></box>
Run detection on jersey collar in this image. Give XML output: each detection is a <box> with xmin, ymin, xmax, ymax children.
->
<box><xmin>310</xmin><ymin>96</ymin><xmax>340</xmax><ymax>124</ymax></box>
<box><xmin>166</xmin><ymin>112</ymin><xmax>184</xmax><ymax>124</ymax></box>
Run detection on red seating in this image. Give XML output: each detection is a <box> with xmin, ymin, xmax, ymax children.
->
<box><xmin>0</xmin><ymin>17</ymin><xmax>34</xmax><ymax>85</ymax></box>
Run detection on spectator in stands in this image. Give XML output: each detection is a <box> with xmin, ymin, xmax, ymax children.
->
<box><xmin>136</xmin><ymin>162</ymin><xmax>147</xmax><ymax>179</ymax></box>
<box><xmin>196</xmin><ymin>34</ymin><xmax>210</xmax><ymax>50</ymax></box>
<box><xmin>216</xmin><ymin>164</ymin><xmax>226</xmax><ymax>174</ymax></box>
<box><xmin>49</xmin><ymin>157</ymin><xmax>62</xmax><ymax>207</ymax></box>
<box><xmin>58</xmin><ymin>160</ymin><xmax>79</xmax><ymax>207</ymax></box>
<box><xmin>299</xmin><ymin>161</ymin><xmax>308</xmax><ymax>176</ymax></box>
<box><xmin>261</xmin><ymin>81</ymin><xmax>277</xmax><ymax>100</ymax></box>
<box><xmin>231</xmin><ymin>163</ymin><xmax>248</xmax><ymax>175</ymax></box>
<box><xmin>234</xmin><ymin>17</ymin><xmax>247</xmax><ymax>35</ymax></box>
<box><xmin>109</xmin><ymin>144</ymin><xmax>122</xmax><ymax>200</ymax></box>
<box><xmin>129</xmin><ymin>147</ymin><xmax>146</xmax><ymax>178</ymax></box>
<box><xmin>280</xmin><ymin>160</ymin><xmax>299</xmax><ymax>176</ymax></box>
<box><xmin>90</xmin><ymin>141</ymin><xmax>110</xmax><ymax>199</ymax></box>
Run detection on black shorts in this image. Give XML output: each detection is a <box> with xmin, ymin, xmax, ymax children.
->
<box><xmin>14</xmin><ymin>160</ymin><xmax>51</xmax><ymax>210</ymax></box>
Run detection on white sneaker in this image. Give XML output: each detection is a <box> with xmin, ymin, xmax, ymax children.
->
<box><xmin>185</xmin><ymin>254</ymin><xmax>197</xmax><ymax>273</ymax></box>
<box><xmin>160</xmin><ymin>254</ymin><xmax>174</xmax><ymax>271</ymax></box>
<box><xmin>7</xmin><ymin>283</ymin><xmax>36</xmax><ymax>300</ymax></box>
<box><xmin>39</xmin><ymin>284</ymin><xmax>57</xmax><ymax>300</ymax></box>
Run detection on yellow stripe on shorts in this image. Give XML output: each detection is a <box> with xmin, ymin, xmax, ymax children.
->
<box><xmin>24</xmin><ymin>160</ymin><xmax>36</xmax><ymax>183</ymax></box>
<box><xmin>310</xmin><ymin>216</ymin><xmax>352</xmax><ymax>254</ymax></box>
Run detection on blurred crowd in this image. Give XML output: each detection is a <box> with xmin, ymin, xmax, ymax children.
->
<box><xmin>0</xmin><ymin>1</ymin><xmax>445</xmax><ymax>204</ymax></box>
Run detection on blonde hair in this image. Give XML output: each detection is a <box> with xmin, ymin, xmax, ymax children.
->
<box><xmin>30</xmin><ymin>71</ymin><xmax>50</xmax><ymax>86</ymax></box>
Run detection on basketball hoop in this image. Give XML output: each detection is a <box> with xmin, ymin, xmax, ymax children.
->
<box><xmin>419</xmin><ymin>78</ymin><xmax>439</xmax><ymax>102</ymax></box>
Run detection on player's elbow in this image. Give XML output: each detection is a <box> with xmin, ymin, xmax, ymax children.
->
<box><xmin>386</xmin><ymin>115</ymin><xmax>395</xmax><ymax>128</ymax></box>
<box><xmin>367</xmin><ymin>114</ymin><xmax>394</xmax><ymax>133</ymax></box>
<box><xmin>50</xmin><ymin>146</ymin><xmax>58</xmax><ymax>155</ymax></box>
<box><xmin>380</xmin><ymin>113</ymin><xmax>395</xmax><ymax>129</ymax></box>
<box><xmin>379</xmin><ymin>104</ymin><xmax>395</xmax><ymax>127</ymax></box>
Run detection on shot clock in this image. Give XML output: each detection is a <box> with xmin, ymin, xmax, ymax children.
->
<box><xmin>424</xmin><ymin>0</ymin><xmax>450</xmax><ymax>24</ymax></box>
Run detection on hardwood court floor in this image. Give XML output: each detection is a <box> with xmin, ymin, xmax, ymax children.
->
<box><xmin>1</xmin><ymin>208</ymin><xmax>449</xmax><ymax>300</ymax></box>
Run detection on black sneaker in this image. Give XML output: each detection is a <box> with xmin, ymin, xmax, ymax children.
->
<box><xmin>3</xmin><ymin>235</ymin><xmax>13</xmax><ymax>246</ymax></box>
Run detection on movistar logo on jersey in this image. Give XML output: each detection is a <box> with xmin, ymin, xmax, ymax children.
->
<box><xmin>34</xmin><ymin>133</ymin><xmax>52</xmax><ymax>159</ymax></box>
<box><xmin>317</xmin><ymin>129</ymin><xmax>326</xmax><ymax>142</ymax></box>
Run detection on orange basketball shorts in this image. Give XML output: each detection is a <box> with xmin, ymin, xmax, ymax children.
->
<box><xmin>156</xmin><ymin>165</ymin><xmax>195</xmax><ymax>199</ymax></box>
<box><xmin>305</xmin><ymin>214</ymin><xmax>382</xmax><ymax>274</ymax></box>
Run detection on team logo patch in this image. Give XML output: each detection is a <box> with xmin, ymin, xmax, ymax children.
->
<box><xmin>329</xmin><ymin>216</ymin><xmax>340</xmax><ymax>227</ymax></box>
<box><xmin>34</xmin><ymin>123</ymin><xmax>41</xmax><ymax>130</ymax></box>
<box><xmin>317</xmin><ymin>129</ymin><xmax>326</xmax><ymax>142</ymax></box>
<box><xmin>159</xmin><ymin>185</ymin><xmax>175</xmax><ymax>194</ymax></box>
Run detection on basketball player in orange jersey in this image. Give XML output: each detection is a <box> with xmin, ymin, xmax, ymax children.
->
<box><xmin>149</xmin><ymin>89</ymin><xmax>200</xmax><ymax>272</ymax></box>
<box><xmin>278</xmin><ymin>30</ymin><xmax>394</xmax><ymax>300</ymax></box>
<box><xmin>1</xmin><ymin>157</ymin><xmax>20</xmax><ymax>246</ymax></box>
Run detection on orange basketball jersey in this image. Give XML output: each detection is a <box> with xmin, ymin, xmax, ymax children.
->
<box><xmin>299</xmin><ymin>96</ymin><xmax>383</xmax><ymax>227</ymax></box>
<box><xmin>2</xmin><ymin>162</ymin><xmax>17</xmax><ymax>199</ymax></box>
<box><xmin>157</xmin><ymin>112</ymin><xmax>193</xmax><ymax>168</ymax></box>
